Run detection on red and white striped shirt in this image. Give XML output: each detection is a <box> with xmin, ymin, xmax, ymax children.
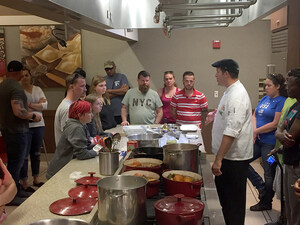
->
<box><xmin>170</xmin><ymin>89</ymin><xmax>208</xmax><ymax>127</ymax></box>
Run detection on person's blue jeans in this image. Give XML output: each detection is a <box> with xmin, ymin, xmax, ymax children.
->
<box><xmin>20</xmin><ymin>126</ymin><xmax>45</xmax><ymax>179</ymax></box>
<box><xmin>1</xmin><ymin>130</ymin><xmax>28</xmax><ymax>192</ymax></box>
<box><xmin>247</xmin><ymin>139</ymin><xmax>276</xmax><ymax>206</ymax></box>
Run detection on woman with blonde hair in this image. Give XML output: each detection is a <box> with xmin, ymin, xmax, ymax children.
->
<box><xmin>157</xmin><ymin>71</ymin><xmax>180</xmax><ymax>123</ymax></box>
<box><xmin>90</xmin><ymin>75</ymin><xmax>116</xmax><ymax>130</ymax></box>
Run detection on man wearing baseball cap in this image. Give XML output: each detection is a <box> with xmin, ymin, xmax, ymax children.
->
<box><xmin>207</xmin><ymin>59</ymin><xmax>253</xmax><ymax>225</ymax></box>
<box><xmin>104</xmin><ymin>60</ymin><xmax>129</xmax><ymax>124</ymax></box>
<box><xmin>0</xmin><ymin>60</ymin><xmax>41</xmax><ymax>205</ymax></box>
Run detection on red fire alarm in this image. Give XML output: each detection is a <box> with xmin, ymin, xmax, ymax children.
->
<box><xmin>213</xmin><ymin>40</ymin><xmax>221</xmax><ymax>49</ymax></box>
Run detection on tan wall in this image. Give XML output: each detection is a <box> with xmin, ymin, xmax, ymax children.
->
<box><xmin>4</xmin><ymin>19</ymin><xmax>271</xmax><ymax>109</ymax></box>
<box><xmin>130</xmin><ymin>20</ymin><xmax>272</xmax><ymax>108</ymax></box>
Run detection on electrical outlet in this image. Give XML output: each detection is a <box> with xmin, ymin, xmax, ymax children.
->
<box><xmin>214</xmin><ymin>91</ymin><xmax>218</xmax><ymax>98</ymax></box>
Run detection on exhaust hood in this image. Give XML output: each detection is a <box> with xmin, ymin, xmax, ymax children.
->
<box><xmin>0</xmin><ymin>0</ymin><xmax>286</xmax><ymax>38</ymax></box>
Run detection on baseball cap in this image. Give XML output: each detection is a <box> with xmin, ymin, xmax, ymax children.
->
<box><xmin>211</xmin><ymin>59</ymin><xmax>239</xmax><ymax>74</ymax></box>
<box><xmin>7</xmin><ymin>60</ymin><xmax>24</xmax><ymax>72</ymax></box>
<box><xmin>104</xmin><ymin>60</ymin><xmax>115</xmax><ymax>69</ymax></box>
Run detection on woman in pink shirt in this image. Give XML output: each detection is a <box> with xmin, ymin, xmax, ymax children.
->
<box><xmin>158</xmin><ymin>71</ymin><xmax>180</xmax><ymax>124</ymax></box>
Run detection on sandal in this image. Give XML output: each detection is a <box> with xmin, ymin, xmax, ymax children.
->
<box><xmin>33</xmin><ymin>182</ymin><xmax>44</xmax><ymax>187</ymax></box>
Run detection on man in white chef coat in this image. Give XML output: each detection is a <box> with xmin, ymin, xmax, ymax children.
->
<box><xmin>54</xmin><ymin>72</ymin><xmax>86</xmax><ymax>146</ymax></box>
<box><xmin>208</xmin><ymin>59</ymin><xmax>253</xmax><ymax>225</ymax></box>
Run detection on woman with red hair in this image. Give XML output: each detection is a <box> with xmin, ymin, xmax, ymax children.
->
<box><xmin>46</xmin><ymin>100</ymin><xmax>98</xmax><ymax>179</ymax></box>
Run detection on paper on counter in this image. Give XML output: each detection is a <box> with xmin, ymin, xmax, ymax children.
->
<box><xmin>180</xmin><ymin>124</ymin><xmax>198</xmax><ymax>131</ymax></box>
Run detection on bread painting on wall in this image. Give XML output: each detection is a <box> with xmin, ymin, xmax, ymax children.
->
<box><xmin>20</xmin><ymin>25</ymin><xmax>82</xmax><ymax>88</ymax></box>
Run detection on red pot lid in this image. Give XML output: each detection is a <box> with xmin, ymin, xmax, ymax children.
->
<box><xmin>68</xmin><ymin>184</ymin><xmax>98</xmax><ymax>198</ymax></box>
<box><xmin>75</xmin><ymin>172</ymin><xmax>101</xmax><ymax>185</ymax></box>
<box><xmin>49</xmin><ymin>197</ymin><xmax>97</xmax><ymax>216</ymax></box>
<box><xmin>154</xmin><ymin>194</ymin><xmax>204</xmax><ymax>215</ymax></box>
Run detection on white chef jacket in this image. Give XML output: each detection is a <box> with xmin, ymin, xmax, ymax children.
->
<box><xmin>212</xmin><ymin>80</ymin><xmax>253</xmax><ymax>160</ymax></box>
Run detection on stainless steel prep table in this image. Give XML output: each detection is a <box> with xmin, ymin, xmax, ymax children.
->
<box><xmin>3</xmin><ymin>125</ymin><xmax>224</xmax><ymax>225</ymax></box>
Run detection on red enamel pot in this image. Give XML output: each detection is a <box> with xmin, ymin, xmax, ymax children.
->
<box><xmin>154</xmin><ymin>194</ymin><xmax>205</xmax><ymax>225</ymax></box>
<box><xmin>122</xmin><ymin>170</ymin><xmax>160</xmax><ymax>198</ymax></box>
<box><xmin>162</xmin><ymin>170</ymin><xmax>203</xmax><ymax>197</ymax></box>
<box><xmin>123</xmin><ymin>158</ymin><xmax>163</xmax><ymax>176</ymax></box>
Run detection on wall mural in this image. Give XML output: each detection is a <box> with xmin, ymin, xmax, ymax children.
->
<box><xmin>20</xmin><ymin>25</ymin><xmax>82</xmax><ymax>88</ymax></box>
<box><xmin>0</xmin><ymin>28</ymin><xmax>5</xmax><ymax>78</ymax></box>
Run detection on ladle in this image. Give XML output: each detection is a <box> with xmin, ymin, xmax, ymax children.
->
<box><xmin>104</xmin><ymin>137</ymin><xmax>112</xmax><ymax>152</ymax></box>
<box><xmin>112</xmin><ymin>133</ymin><xmax>121</xmax><ymax>151</ymax></box>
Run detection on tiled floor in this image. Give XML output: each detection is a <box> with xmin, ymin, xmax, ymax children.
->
<box><xmin>206</xmin><ymin>154</ymin><xmax>281</xmax><ymax>225</ymax></box>
<box><xmin>5</xmin><ymin>154</ymin><xmax>281</xmax><ymax>224</ymax></box>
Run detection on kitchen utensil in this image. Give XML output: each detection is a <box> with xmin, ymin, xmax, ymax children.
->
<box><xmin>154</xmin><ymin>194</ymin><xmax>205</xmax><ymax>225</ymax></box>
<box><xmin>49</xmin><ymin>197</ymin><xmax>97</xmax><ymax>216</ymax></box>
<box><xmin>127</xmin><ymin>133</ymin><xmax>162</xmax><ymax>147</ymax></box>
<box><xmin>123</xmin><ymin>158</ymin><xmax>163</xmax><ymax>175</ymax></box>
<box><xmin>68</xmin><ymin>183</ymin><xmax>98</xmax><ymax>198</ymax></box>
<box><xmin>122</xmin><ymin>170</ymin><xmax>160</xmax><ymax>198</ymax></box>
<box><xmin>112</xmin><ymin>133</ymin><xmax>121</xmax><ymax>151</ymax></box>
<box><xmin>97</xmin><ymin>175</ymin><xmax>147</xmax><ymax>225</ymax></box>
<box><xmin>74</xmin><ymin>172</ymin><xmax>100</xmax><ymax>186</ymax></box>
<box><xmin>99</xmin><ymin>151</ymin><xmax>119</xmax><ymax>176</ymax></box>
<box><xmin>27</xmin><ymin>218</ymin><xmax>90</xmax><ymax>225</ymax></box>
<box><xmin>131</xmin><ymin>147</ymin><xmax>163</xmax><ymax>160</ymax></box>
<box><xmin>162</xmin><ymin>170</ymin><xmax>202</xmax><ymax>197</ymax></box>
<box><xmin>163</xmin><ymin>143</ymin><xmax>199</xmax><ymax>173</ymax></box>
<box><xmin>104</xmin><ymin>137</ymin><xmax>112</xmax><ymax>151</ymax></box>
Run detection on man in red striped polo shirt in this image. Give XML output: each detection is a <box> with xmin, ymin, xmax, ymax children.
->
<box><xmin>170</xmin><ymin>71</ymin><xmax>208</xmax><ymax>128</ymax></box>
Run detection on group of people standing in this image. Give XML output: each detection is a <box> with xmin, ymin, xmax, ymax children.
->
<box><xmin>0</xmin><ymin>58</ymin><xmax>299</xmax><ymax>225</ymax></box>
<box><xmin>207</xmin><ymin>59</ymin><xmax>300</xmax><ymax>225</ymax></box>
<box><xmin>0</xmin><ymin>61</ymin><xmax>46</xmax><ymax>207</ymax></box>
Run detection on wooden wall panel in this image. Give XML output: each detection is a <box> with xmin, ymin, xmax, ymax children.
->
<box><xmin>43</xmin><ymin>110</ymin><xmax>56</xmax><ymax>153</ymax></box>
<box><xmin>287</xmin><ymin>0</ymin><xmax>300</xmax><ymax>70</ymax></box>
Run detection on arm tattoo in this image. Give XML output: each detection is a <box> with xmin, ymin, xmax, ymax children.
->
<box><xmin>13</xmin><ymin>100</ymin><xmax>29</xmax><ymax>118</ymax></box>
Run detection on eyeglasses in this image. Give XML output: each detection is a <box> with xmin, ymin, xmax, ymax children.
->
<box><xmin>105</xmin><ymin>68</ymin><xmax>113</xmax><ymax>71</ymax></box>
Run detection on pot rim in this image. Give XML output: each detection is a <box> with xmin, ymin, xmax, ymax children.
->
<box><xmin>27</xmin><ymin>218</ymin><xmax>90</xmax><ymax>225</ymax></box>
<box><xmin>162</xmin><ymin>170</ymin><xmax>202</xmax><ymax>182</ymax></box>
<box><xmin>121</xmin><ymin>170</ymin><xmax>160</xmax><ymax>181</ymax></box>
<box><xmin>97</xmin><ymin>175</ymin><xmax>147</xmax><ymax>190</ymax></box>
<box><xmin>163</xmin><ymin>143</ymin><xmax>199</xmax><ymax>151</ymax></box>
<box><xmin>124</xmin><ymin>158</ymin><xmax>163</xmax><ymax>166</ymax></box>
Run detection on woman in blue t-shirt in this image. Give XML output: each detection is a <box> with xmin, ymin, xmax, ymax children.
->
<box><xmin>248</xmin><ymin>73</ymin><xmax>287</xmax><ymax>211</ymax></box>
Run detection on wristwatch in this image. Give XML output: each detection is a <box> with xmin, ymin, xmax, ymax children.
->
<box><xmin>31</xmin><ymin>113</ymin><xmax>36</xmax><ymax>120</ymax></box>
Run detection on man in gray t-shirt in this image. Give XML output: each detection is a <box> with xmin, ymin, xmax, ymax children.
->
<box><xmin>104</xmin><ymin>60</ymin><xmax>129</xmax><ymax>124</ymax></box>
<box><xmin>121</xmin><ymin>70</ymin><xmax>163</xmax><ymax>125</ymax></box>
